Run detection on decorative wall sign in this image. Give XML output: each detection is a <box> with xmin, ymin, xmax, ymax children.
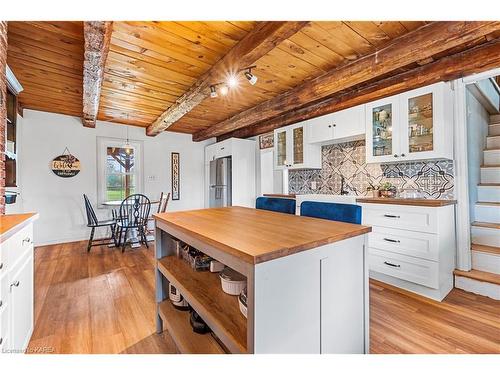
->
<box><xmin>51</xmin><ymin>147</ymin><xmax>81</xmax><ymax>178</ymax></box>
<box><xmin>259</xmin><ymin>132</ymin><xmax>274</xmax><ymax>149</ymax></box>
<box><xmin>171</xmin><ymin>152</ymin><xmax>180</xmax><ymax>200</ymax></box>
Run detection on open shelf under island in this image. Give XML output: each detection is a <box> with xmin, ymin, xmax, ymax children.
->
<box><xmin>154</xmin><ymin>206</ymin><xmax>372</xmax><ymax>354</ymax></box>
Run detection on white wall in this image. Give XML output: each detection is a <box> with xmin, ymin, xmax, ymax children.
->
<box><xmin>466</xmin><ymin>88</ymin><xmax>490</xmax><ymax>222</ymax></box>
<box><xmin>250</xmin><ymin>136</ymin><xmax>283</xmax><ymax>197</ymax></box>
<box><xmin>7</xmin><ymin>110</ymin><xmax>211</xmax><ymax>245</ymax></box>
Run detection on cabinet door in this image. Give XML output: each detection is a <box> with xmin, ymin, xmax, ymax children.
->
<box><xmin>9</xmin><ymin>253</ymin><xmax>33</xmax><ymax>352</ymax></box>
<box><xmin>365</xmin><ymin>96</ymin><xmax>401</xmax><ymax>163</ymax></box>
<box><xmin>291</xmin><ymin>125</ymin><xmax>304</xmax><ymax>166</ymax></box>
<box><xmin>399</xmin><ymin>83</ymin><xmax>450</xmax><ymax>161</ymax></box>
<box><xmin>274</xmin><ymin>129</ymin><xmax>288</xmax><ymax>169</ymax></box>
<box><xmin>308</xmin><ymin>114</ymin><xmax>334</xmax><ymax>143</ymax></box>
<box><xmin>333</xmin><ymin>105</ymin><xmax>365</xmax><ymax>140</ymax></box>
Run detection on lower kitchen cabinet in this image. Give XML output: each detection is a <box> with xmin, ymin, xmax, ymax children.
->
<box><xmin>359</xmin><ymin>202</ymin><xmax>456</xmax><ymax>301</ymax></box>
<box><xmin>0</xmin><ymin>218</ymin><xmax>36</xmax><ymax>354</ymax></box>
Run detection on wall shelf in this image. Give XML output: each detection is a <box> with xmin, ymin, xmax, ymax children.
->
<box><xmin>157</xmin><ymin>256</ymin><xmax>247</xmax><ymax>354</ymax></box>
<box><xmin>157</xmin><ymin>300</ymin><xmax>225</xmax><ymax>354</ymax></box>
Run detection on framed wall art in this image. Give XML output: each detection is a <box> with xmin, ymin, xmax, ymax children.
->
<box><xmin>171</xmin><ymin>152</ymin><xmax>180</xmax><ymax>200</ymax></box>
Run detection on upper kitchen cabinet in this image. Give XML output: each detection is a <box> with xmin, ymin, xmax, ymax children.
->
<box><xmin>308</xmin><ymin>105</ymin><xmax>365</xmax><ymax>144</ymax></box>
<box><xmin>274</xmin><ymin>121</ymin><xmax>321</xmax><ymax>170</ymax></box>
<box><xmin>366</xmin><ymin>82</ymin><xmax>453</xmax><ymax>163</ymax></box>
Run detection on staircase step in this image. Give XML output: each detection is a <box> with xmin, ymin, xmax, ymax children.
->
<box><xmin>487</xmin><ymin>135</ymin><xmax>500</xmax><ymax>149</ymax></box>
<box><xmin>454</xmin><ymin>269</ymin><xmax>500</xmax><ymax>285</ymax></box>
<box><xmin>484</xmin><ymin>148</ymin><xmax>500</xmax><ymax>165</ymax></box>
<box><xmin>471</xmin><ymin>243</ymin><xmax>500</xmax><ymax>255</ymax></box>
<box><xmin>471</xmin><ymin>225</ymin><xmax>500</xmax><ymax>247</ymax></box>
<box><xmin>472</xmin><ymin>221</ymin><xmax>500</xmax><ymax>229</ymax></box>
<box><xmin>489</xmin><ymin>124</ymin><xmax>500</xmax><ymax>136</ymax></box>
<box><xmin>481</xmin><ymin>166</ymin><xmax>500</xmax><ymax>183</ymax></box>
<box><xmin>489</xmin><ymin>114</ymin><xmax>500</xmax><ymax>124</ymax></box>
<box><xmin>475</xmin><ymin>202</ymin><xmax>500</xmax><ymax>223</ymax></box>
<box><xmin>471</xmin><ymin>246</ymin><xmax>500</xmax><ymax>274</ymax></box>
<box><xmin>477</xmin><ymin>184</ymin><xmax>500</xmax><ymax>202</ymax></box>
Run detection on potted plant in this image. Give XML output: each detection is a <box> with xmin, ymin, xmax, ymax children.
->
<box><xmin>379</xmin><ymin>182</ymin><xmax>397</xmax><ymax>198</ymax></box>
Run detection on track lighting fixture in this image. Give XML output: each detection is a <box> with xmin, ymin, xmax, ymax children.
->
<box><xmin>244</xmin><ymin>68</ymin><xmax>258</xmax><ymax>85</ymax></box>
<box><xmin>227</xmin><ymin>75</ymin><xmax>238</xmax><ymax>88</ymax></box>
<box><xmin>210</xmin><ymin>85</ymin><xmax>218</xmax><ymax>98</ymax></box>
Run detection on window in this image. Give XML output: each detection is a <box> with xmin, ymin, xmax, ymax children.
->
<box><xmin>97</xmin><ymin>137</ymin><xmax>143</xmax><ymax>205</ymax></box>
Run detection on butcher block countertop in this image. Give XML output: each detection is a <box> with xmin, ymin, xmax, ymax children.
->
<box><xmin>0</xmin><ymin>213</ymin><xmax>39</xmax><ymax>244</ymax></box>
<box><xmin>154</xmin><ymin>206</ymin><xmax>371</xmax><ymax>264</ymax></box>
<box><xmin>356</xmin><ymin>197</ymin><xmax>457</xmax><ymax>207</ymax></box>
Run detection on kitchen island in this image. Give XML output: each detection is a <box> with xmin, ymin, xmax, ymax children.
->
<box><xmin>154</xmin><ymin>206</ymin><xmax>371</xmax><ymax>354</ymax></box>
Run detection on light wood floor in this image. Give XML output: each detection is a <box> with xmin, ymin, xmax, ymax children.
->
<box><xmin>29</xmin><ymin>241</ymin><xmax>500</xmax><ymax>354</ymax></box>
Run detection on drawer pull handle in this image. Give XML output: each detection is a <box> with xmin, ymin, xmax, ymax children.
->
<box><xmin>11</xmin><ymin>281</ymin><xmax>20</xmax><ymax>288</ymax></box>
<box><xmin>383</xmin><ymin>238</ymin><xmax>401</xmax><ymax>243</ymax></box>
<box><xmin>0</xmin><ymin>337</ymin><xmax>2</xmax><ymax>345</ymax></box>
<box><xmin>384</xmin><ymin>261</ymin><xmax>401</xmax><ymax>268</ymax></box>
<box><xmin>23</xmin><ymin>237</ymin><xmax>31</xmax><ymax>244</ymax></box>
<box><xmin>383</xmin><ymin>214</ymin><xmax>400</xmax><ymax>219</ymax></box>
<box><xmin>0</xmin><ymin>262</ymin><xmax>3</xmax><ymax>270</ymax></box>
<box><xmin>0</xmin><ymin>300</ymin><xmax>2</xmax><ymax>308</ymax></box>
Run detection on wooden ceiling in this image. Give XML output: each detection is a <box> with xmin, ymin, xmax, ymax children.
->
<box><xmin>6</xmin><ymin>21</ymin><xmax>500</xmax><ymax>140</ymax></box>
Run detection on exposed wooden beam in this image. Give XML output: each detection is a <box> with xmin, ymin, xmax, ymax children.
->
<box><xmin>194</xmin><ymin>21</ymin><xmax>500</xmax><ymax>141</ymax></box>
<box><xmin>218</xmin><ymin>38</ymin><xmax>500</xmax><ymax>141</ymax></box>
<box><xmin>82</xmin><ymin>21</ymin><xmax>112</xmax><ymax>128</ymax></box>
<box><xmin>145</xmin><ymin>21</ymin><xmax>309</xmax><ymax>136</ymax></box>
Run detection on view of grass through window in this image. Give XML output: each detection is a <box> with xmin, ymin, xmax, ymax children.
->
<box><xmin>106</xmin><ymin>146</ymin><xmax>136</xmax><ymax>201</ymax></box>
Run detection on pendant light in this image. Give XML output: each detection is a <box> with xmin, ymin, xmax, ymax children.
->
<box><xmin>122</xmin><ymin>117</ymin><xmax>132</xmax><ymax>155</ymax></box>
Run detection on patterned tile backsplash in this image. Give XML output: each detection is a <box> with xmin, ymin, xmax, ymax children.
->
<box><xmin>289</xmin><ymin>140</ymin><xmax>454</xmax><ymax>199</ymax></box>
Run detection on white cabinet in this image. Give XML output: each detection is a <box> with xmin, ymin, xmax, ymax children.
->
<box><xmin>205</xmin><ymin>138</ymin><xmax>232</xmax><ymax>162</ymax></box>
<box><xmin>274</xmin><ymin>121</ymin><xmax>321</xmax><ymax>170</ymax></box>
<box><xmin>0</xmin><ymin>220</ymin><xmax>35</xmax><ymax>354</ymax></box>
<box><xmin>308</xmin><ymin>105</ymin><xmax>365</xmax><ymax>144</ymax></box>
<box><xmin>366</xmin><ymin>82</ymin><xmax>453</xmax><ymax>163</ymax></box>
<box><xmin>360</xmin><ymin>203</ymin><xmax>456</xmax><ymax>301</ymax></box>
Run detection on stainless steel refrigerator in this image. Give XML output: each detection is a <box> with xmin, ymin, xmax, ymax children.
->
<box><xmin>209</xmin><ymin>156</ymin><xmax>232</xmax><ymax>208</ymax></box>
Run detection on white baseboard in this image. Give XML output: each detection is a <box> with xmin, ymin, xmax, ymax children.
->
<box><xmin>455</xmin><ymin>276</ymin><xmax>500</xmax><ymax>300</ymax></box>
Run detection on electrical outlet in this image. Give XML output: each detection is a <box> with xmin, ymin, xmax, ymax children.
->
<box><xmin>311</xmin><ymin>181</ymin><xmax>317</xmax><ymax>190</ymax></box>
<box><xmin>147</xmin><ymin>175</ymin><xmax>157</xmax><ymax>181</ymax></box>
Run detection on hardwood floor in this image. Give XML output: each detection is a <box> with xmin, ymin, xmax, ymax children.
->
<box><xmin>29</xmin><ymin>241</ymin><xmax>500</xmax><ymax>354</ymax></box>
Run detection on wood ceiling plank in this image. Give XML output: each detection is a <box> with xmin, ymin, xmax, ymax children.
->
<box><xmin>146</xmin><ymin>21</ymin><xmax>309</xmax><ymax>136</ymax></box>
<box><xmin>202</xmin><ymin>21</ymin><xmax>252</xmax><ymax>40</ymax></box>
<box><xmin>7</xmin><ymin>50</ymin><xmax>82</xmax><ymax>76</ymax></box>
<box><xmin>9</xmin><ymin>60</ymin><xmax>83</xmax><ymax>81</ymax></box>
<box><xmin>101</xmin><ymin>81</ymin><xmax>180</xmax><ymax>103</ymax></box>
<box><xmin>99</xmin><ymin>88</ymin><xmax>172</xmax><ymax>110</ymax></box>
<box><xmin>102</xmin><ymin>74</ymin><xmax>185</xmax><ymax>98</ymax></box>
<box><xmin>400</xmin><ymin>21</ymin><xmax>427</xmax><ymax>32</ymax></box>
<box><xmin>218</xmin><ymin>38</ymin><xmax>500</xmax><ymax>140</ymax></box>
<box><xmin>193</xmin><ymin>21</ymin><xmax>500</xmax><ymax>141</ymax></box>
<box><xmin>20</xmin><ymin>103</ymin><xmax>82</xmax><ymax>117</ymax></box>
<box><xmin>372</xmin><ymin>21</ymin><xmax>409</xmax><ymax>39</ymax></box>
<box><xmin>23</xmin><ymin>21</ymin><xmax>84</xmax><ymax>41</ymax></box>
<box><xmin>98</xmin><ymin>103</ymin><xmax>160</xmax><ymax>119</ymax></box>
<box><xmin>111</xmin><ymin>29</ymin><xmax>212</xmax><ymax>71</ymax></box>
<box><xmin>344</xmin><ymin>21</ymin><xmax>391</xmax><ymax>47</ymax></box>
<box><xmin>18</xmin><ymin>78</ymin><xmax>82</xmax><ymax>96</ymax></box>
<box><xmin>175</xmin><ymin>22</ymin><xmax>246</xmax><ymax>47</ymax></box>
<box><xmin>12</xmin><ymin>66</ymin><xmax>82</xmax><ymax>86</ymax></box>
<box><xmin>314</xmin><ymin>21</ymin><xmax>373</xmax><ymax>56</ymax></box>
<box><xmin>227</xmin><ymin>21</ymin><xmax>259</xmax><ymax>32</ymax></box>
<box><xmin>83</xmin><ymin>21</ymin><xmax>113</xmax><ymax>127</ymax></box>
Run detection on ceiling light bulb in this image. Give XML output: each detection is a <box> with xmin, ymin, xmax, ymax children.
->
<box><xmin>227</xmin><ymin>75</ymin><xmax>238</xmax><ymax>88</ymax></box>
<box><xmin>219</xmin><ymin>85</ymin><xmax>229</xmax><ymax>96</ymax></box>
<box><xmin>210</xmin><ymin>85</ymin><xmax>218</xmax><ymax>98</ymax></box>
<box><xmin>245</xmin><ymin>71</ymin><xmax>258</xmax><ymax>85</ymax></box>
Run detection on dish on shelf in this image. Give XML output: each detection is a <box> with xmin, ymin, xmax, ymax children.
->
<box><xmin>220</xmin><ymin>267</ymin><xmax>247</xmax><ymax>295</ymax></box>
<box><xmin>239</xmin><ymin>287</ymin><xmax>247</xmax><ymax>319</ymax></box>
<box><xmin>169</xmin><ymin>283</ymin><xmax>189</xmax><ymax>310</ymax></box>
<box><xmin>190</xmin><ymin>309</ymin><xmax>210</xmax><ymax>334</ymax></box>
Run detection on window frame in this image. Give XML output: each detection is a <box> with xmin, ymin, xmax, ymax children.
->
<box><xmin>96</xmin><ymin>136</ymin><xmax>144</xmax><ymax>207</ymax></box>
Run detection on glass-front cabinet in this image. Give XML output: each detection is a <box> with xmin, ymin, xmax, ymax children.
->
<box><xmin>273</xmin><ymin>121</ymin><xmax>321</xmax><ymax>170</ymax></box>
<box><xmin>366</xmin><ymin>82</ymin><xmax>453</xmax><ymax>163</ymax></box>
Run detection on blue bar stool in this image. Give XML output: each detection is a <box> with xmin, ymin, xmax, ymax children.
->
<box><xmin>255</xmin><ymin>197</ymin><xmax>296</xmax><ymax>215</ymax></box>
<box><xmin>300</xmin><ymin>201</ymin><xmax>362</xmax><ymax>224</ymax></box>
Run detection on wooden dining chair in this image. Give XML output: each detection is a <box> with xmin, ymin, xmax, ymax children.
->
<box><xmin>83</xmin><ymin>194</ymin><xmax>118</xmax><ymax>252</ymax></box>
<box><xmin>146</xmin><ymin>192</ymin><xmax>170</xmax><ymax>238</ymax></box>
<box><xmin>116</xmin><ymin>194</ymin><xmax>151</xmax><ymax>252</ymax></box>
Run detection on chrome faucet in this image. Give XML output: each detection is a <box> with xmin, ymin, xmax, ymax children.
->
<box><xmin>340</xmin><ymin>176</ymin><xmax>349</xmax><ymax>195</ymax></box>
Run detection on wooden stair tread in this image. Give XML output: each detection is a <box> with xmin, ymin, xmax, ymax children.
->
<box><xmin>478</xmin><ymin>183</ymin><xmax>500</xmax><ymax>186</ymax></box>
<box><xmin>472</xmin><ymin>221</ymin><xmax>500</xmax><ymax>230</ymax></box>
<box><xmin>484</xmin><ymin>148</ymin><xmax>500</xmax><ymax>151</ymax></box>
<box><xmin>157</xmin><ymin>256</ymin><xmax>247</xmax><ymax>353</ymax></box>
<box><xmin>158</xmin><ymin>300</ymin><xmax>225</xmax><ymax>354</ymax></box>
<box><xmin>480</xmin><ymin>165</ymin><xmax>500</xmax><ymax>168</ymax></box>
<box><xmin>476</xmin><ymin>201</ymin><xmax>500</xmax><ymax>206</ymax></box>
<box><xmin>454</xmin><ymin>269</ymin><xmax>500</xmax><ymax>285</ymax></box>
<box><xmin>471</xmin><ymin>243</ymin><xmax>500</xmax><ymax>255</ymax></box>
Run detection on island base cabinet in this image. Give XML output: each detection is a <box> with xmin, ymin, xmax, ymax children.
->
<box><xmin>253</xmin><ymin>235</ymin><xmax>368</xmax><ymax>354</ymax></box>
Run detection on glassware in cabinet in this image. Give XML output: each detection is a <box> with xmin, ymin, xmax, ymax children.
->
<box><xmin>276</xmin><ymin>130</ymin><xmax>287</xmax><ymax>167</ymax></box>
<box><xmin>292</xmin><ymin>126</ymin><xmax>304</xmax><ymax>165</ymax></box>
<box><xmin>371</xmin><ymin>103</ymin><xmax>393</xmax><ymax>157</ymax></box>
<box><xmin>407</xmin><ymin>93</ymin><xmax>434</xmax><ymax>154</ymax></box>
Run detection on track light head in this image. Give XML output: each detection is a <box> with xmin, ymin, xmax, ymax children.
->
<box><xmin>210</xmin><ymin>85</ymin><xmax>218</xmax><ymax>98</ymax></box>
<box><xmin>245</xmin><ymin>70</ymin><xmax>257</xmax><ymax>85</ymax></box>
<box><xmin>227</xmin><ymin>75</ymin><xmax>238</xmax><ymax>88</ymax></box>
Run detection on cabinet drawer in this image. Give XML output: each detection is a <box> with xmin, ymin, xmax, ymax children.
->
<box><xmin>362</xmin><ymin>205</ymin><xmax>437</xmax><ymax>233</ymax></box>
<box><xmin>0</xmin><ymin>273</ymin><xmax>8</xmax><ymax>309</ymax></box>
<box><xmin>5</xmin><ymin>224</ymin><xmax>33</xmax><ymax>272</ymax></box>
<box><xmin>368</xmin><ymin>226</ymin><xmax>439</xmax><ymax>261</ymax></box>
<box><xmin>369</xmin><ymin>248</ymin><xmax>439</xmax><ymax>289</ymax></box>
